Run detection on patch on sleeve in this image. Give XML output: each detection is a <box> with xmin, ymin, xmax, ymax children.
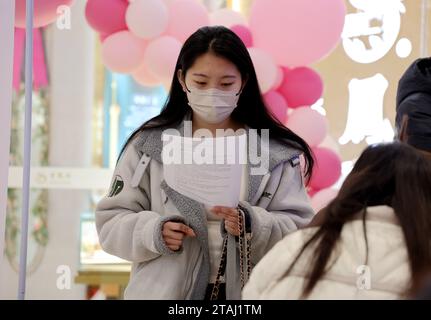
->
<box><xmin>262</xmin><ymin>192</ymin><xmax>273</xmax><ymax>199</ymax></box>
<box><xmin>108</xmin><ymin>175</ymin><xmax>124</xmax><ymax>197</ymax></box>
<box><xmin>288</xmin><ymin>155</ymin><xmax>301</xmax><ymax>168</ymax></box>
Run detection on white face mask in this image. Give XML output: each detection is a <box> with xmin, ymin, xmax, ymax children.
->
<box><xmin>186</xmin><ymin>87</ymin><xmax>241</xmax><ymax>124</ymax></box>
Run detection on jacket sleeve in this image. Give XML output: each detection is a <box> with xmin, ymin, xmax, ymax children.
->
<box><xmin>241</xmin><ymin>230</ymin><xmax>304</xmax><ymax>300</ymax></box>
<box><xmin>241</xmin><ymin>161</ymin><xmax>315</xmax><ymax>265</ymax></box>
<box><xmin>95</xmin><ymin>144</ymin><xmax>185</xmax><ymax>263</ymax></box>
<box><xmin>241</xmin><ymin>239</ymin><xmax>285</xmax><ymax>299</ymax></box>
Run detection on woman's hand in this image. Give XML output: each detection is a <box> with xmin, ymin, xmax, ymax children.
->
<box><xmin>162</xmin><ymin>222</ymin><xmax>196</xmax><ymax>251</ymax></box>
<box><xmin>211</xmin><ymin>206</ymin><xmax>241</xmax><ymax>236</ymax></box>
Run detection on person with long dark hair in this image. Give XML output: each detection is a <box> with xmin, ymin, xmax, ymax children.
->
<box><xmin>95</xmin><ymin>26</ymin><xmax>315</xmax><ymax>300</ymax></box>
<box><xmin>243</xmin><ymin>142</ymin><xmax>431</xmax><ymax>299</ymax></box>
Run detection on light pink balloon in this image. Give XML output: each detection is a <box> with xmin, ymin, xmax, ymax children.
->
<box><xmin>85</xmin><ymin>0</ymin><xmax>128</xmax><ymax>35</ymax></box>
<box><xmin>264</xmin><ymin>91</ymin><xmax>288</xmax><ymax>123</ymax></box>
<box><xmin>248</xmin><ymin>48</ymin><xmax>278</xmax><ymax>94</ymax></box>
<box><xmin>230</xmin><ymin>24</ymin><xmax>253</xmax><ymax>48</ymax></box>
<box><xmin>166</xmin><ymin>0</ymin><xmax>210</xmax><ymax>42</ymax></box>
<box><xmin>210</xmin><ymin>9</ymin><xmax>247</xmax><ymax>28</ymax></box>
<box><xmin>163</xmin><ymin>80</ymin><xmax>173</xmax><ymax>92</ymax></box>
<box><xmin>143</xmin><ymin>36</ymin><xmax>182</xmax><ymax>82</ymax></box>
<box><xmin>287</xmin><ymin>107</ymin><xmax>328</xmax><ymax>147</ymax></box>
<box><xmin>249</xmin><ymin>0</ymin><xmax>346</xmax><ymax>67</ymax></box>
<box><xmin>15</xmin><ymin>0</ymin><xmax>74</xmax><ymax>28</ymax></box>
<box><xmin>311</xmin><ymin>188</ymin><xmax>339</xmax><ymax>212</ymax></box>
<box><xmin>102</xmin><ymin>31</ymin><xmax>147</xmax><ymax>74</ymax></box>
<box><xmin>279</xmin><ymin>67</ymin><xmax>323</xmax><ymax>108</ymax></box>
<box><xmin>126</xmin><ymin>0</ymin><xmax>169</xmax><ymax>39</ymax></box>
<box><xmin>309</xmin><ymin>147</ymin><xmax>342</xmax><ymax>190</ymax></box>
<box><xmin>319</xmin><ymin>135</ymin><xmax>341</xmax><ymax>154</ymax></box>
<box><xmin>132</xmin><ymin>64</ymin><xmax>162</xmax><ymax>87</ymax></box>
<box><xmin>272</xmin><ymin>67</ymin><xmax>284</xmax><ymax>90</ymax></box>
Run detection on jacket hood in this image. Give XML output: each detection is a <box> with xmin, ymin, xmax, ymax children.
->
<box><xmin>396</xmin><ymin>57</ymin><xmax>431</xmax><ymax>152</ymax></box>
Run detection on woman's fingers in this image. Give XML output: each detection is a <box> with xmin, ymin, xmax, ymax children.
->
<box><xmin>164</xmin><ymin>231</ymin><xmax>184</xmax><ymax>251</ymax></box>
<box><xmin>163</xmin><ymin>228</ymin><xmax>185</xmax><ymax>241</ymax></box>
<box><xmin>225</xmin><ymin>221</ymin><xmax>238</xmax><ymax>229</ymax></box>
<box><xmin>167</xmin><ymin>244</ymin><xmax>181</xmax><ymax>251</ymax></box>
<box><xmin>211</xmin><ymin>206</ymin><xmax>239</xmax><ymax>221</ymax></box>
<box><xmin>225</xmin><ymin>221</ymin><xmax>240</xmax><ymax>236</ymax></box>
<box><xmin>211</xmin><ymin>207</ymin><xmax>242</xmax><ymax>235</ymax></box>
<box><xmin>162</xmin><ymin>221</ymin><xmax>197</xmax><ymax>251</ymax></box>
<box><xmin>165</xmin><ymin>238</ymin><xmax>183</xmax><ymax>247</ymax></box>
<box><xmin>164</xmin><ymin>222</ymin><xmax>196</xmax><ymax>237</ymax></box>
<box><xmin>168</xmin><ymin>222</ymin><xmax>196</xmax><ymax>237</ymax></box>
<box><xmin>225</xmin><ymin>214</ymin><xmax>240</xmax><ymax>224</ymax></box>
<box><xmin>212</xmin><ymin>206</ymin><xmax>237</xmax><ymax>215</ymax></box>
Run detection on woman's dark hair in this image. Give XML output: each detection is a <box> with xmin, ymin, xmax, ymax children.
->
<box><xmin>282</xmin><ymin>142</ymin><xmax>431</xmax><ymax>298</ymax></box>
<box><xmin>119</xmin><ymin>26</ymin><xmax>314</xmax><ymax>179</ymax></box>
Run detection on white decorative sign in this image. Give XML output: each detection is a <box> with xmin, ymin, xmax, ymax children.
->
<box><xmin>342</xmin><ymin>0</ymin><xmax>408</xmax><ymax>64</ymax></box>
<box><xmin>339</xmin><ymin>73</ymin><xmax>394</xmax><ymax>145</ymax></box>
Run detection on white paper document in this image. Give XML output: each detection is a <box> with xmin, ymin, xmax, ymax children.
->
<box><xmin>162</xmin><ymin>133</ymin><xmax>246</xmax><ymax>207</ymax></box>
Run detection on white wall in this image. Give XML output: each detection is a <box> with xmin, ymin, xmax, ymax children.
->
<box><xmin>0</xmin><ymin>0</ymin><xmax>94</xmax><ymax>299</ymax></box>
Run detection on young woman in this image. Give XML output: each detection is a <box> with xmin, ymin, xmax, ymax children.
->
<box><xmin>243</xmin><ymin>142</ymin><xmax>431</xmax><ymax>300</ymax></box>
<box><xmin>95</xmin><ymin>26</ymin><xmax>315</xmax><ymax>300</ymax></box>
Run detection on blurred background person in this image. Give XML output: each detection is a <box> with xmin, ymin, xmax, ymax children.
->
<box><xmin>243</xmin><ymin>142</ymin><xmax>431</xmax><ymax>300</ymax></box>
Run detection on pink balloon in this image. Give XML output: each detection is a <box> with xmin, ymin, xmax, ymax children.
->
<box><xmin>102</xmin><ymin>31</ymin><xmax>147</xmax><ymax>73</ymax></box>
<box><xmin>230</xmin><ymin>25</ymin><xmax>253</xmax><ymax>48</ymax></box>
<box><xmin>311</xmin><ymin>188</ymin><xmax>339</xmax><ymax>212</ymax></box>
<box><xmin>307</xmin><ymin>188</ymin><xmax>319</xmax><ymax>198</ymax></box>
<box><xmin>15</xmin><ymin>0</ymin><xmax>74</xmax><ymax>28</ymax></box>
<box><xmin>264</xmin><ymin>91</ymin><xmax>288</xmax><ymax>123</ymax></box>
<box><xmin>143</xmin><ymin>36</ymin><xmax>182</xmax><ymax>82</ymax></box>
<box><xmin>166</xmin><ymin>0</ymin><xmax>210</xmax><ymax>42</ymax></box>
<box><xmin>210</xmin><ymin>9</ymin><xmax>247</xmax><ymax>28</ymax></box>
<box><xmin>279</xmin><ymin>67</ymin><xmax>323</xmax><ymax>108</ymax></box>
<box><xmin>126</xmin><ymin>0</ymin><xmax>169</xmax><ymax>39</ymax></box>
<box><xmin>249</xmin><ymin>0</ymin><xmax>346</xmax><ymax>67</ymax></box>
<box><xmin>248</xmin><ymin>48</ymin><xmax>278</xmax><ymax>94</ymax></box>
<box><xmin>162</xmin><ymin>0</ymin><xmax>175</xmax><ymax>6</ymax></box>
<box><xmin>85</xmin><ymin>0</ymin><xmax>128</xmax><ymax>35</ymax></box>
<box><xmin>287</xmin><ymin>107</ymin><xmax>328</xmax><ymax>147</ymax></box>
<box><xmin>99</xmin><ymin>33</ymin><xmax>110</xmax><ymax>42</ymax></box>
<box><xmin>132</xmin><ymin>64</ymin><xmax>162</xmax><ymax>87</ymax></box>
<box><xmin>309</xmin><ymin>147</ymin><xmax>342</xmax><ymax>190</ymax></box>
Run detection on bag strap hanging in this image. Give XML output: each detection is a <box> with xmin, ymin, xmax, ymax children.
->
<box><xmin>210</xmin><ymin>205</ymin><xmax>252</xmax><ymax>300</ymax></box>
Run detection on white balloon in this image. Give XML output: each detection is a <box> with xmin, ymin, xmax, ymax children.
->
<box><xmin>126</xmin><ymin>0</ymin><xmax>169</xmax><ymax>39</ymax></box>
<box><xmin>210</xmin><ymin>8</ymin><xmax>247</xmax><ymax>27</ymax></box>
